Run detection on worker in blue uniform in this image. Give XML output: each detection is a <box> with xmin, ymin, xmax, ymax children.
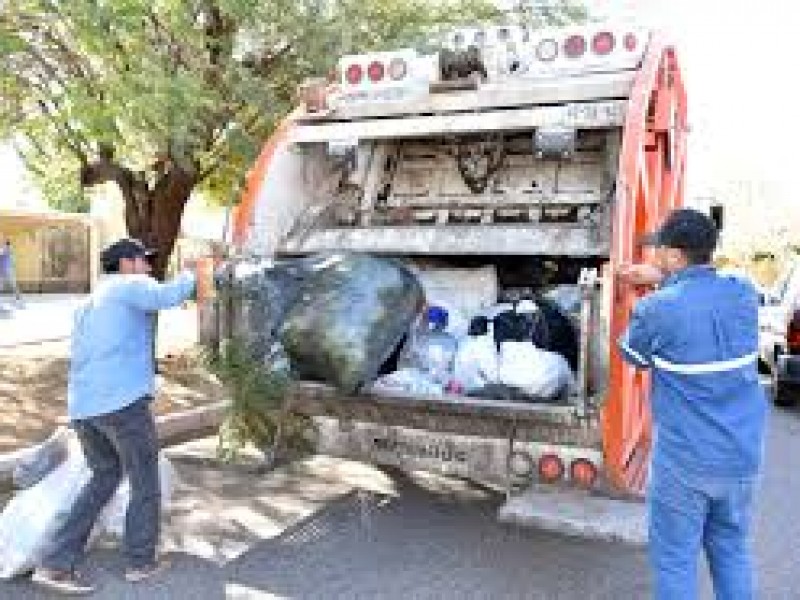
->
<box><xmin>617</xmin><ymin>208</ymin><xmax>766</xmax><ymax>600</ymax></box>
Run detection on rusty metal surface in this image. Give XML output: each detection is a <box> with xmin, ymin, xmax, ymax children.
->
<box><xmin>288</xmin><ymin>383</ymin><xmax>602</xmax><ymax>448</ymax></box>
<box><xmin>294</xmin><ymin>71</ymin><xmax>636</xmax><ymax>123</ymax></box>
<box><xmin>279</xmin><ymin>223</ymin><xmax>610</xmax><ymax>256</ymax></box>
<box><xmin>291</xmin><ymin>100</ymin><xmax>628</xmax><ymax>143</ymax></box>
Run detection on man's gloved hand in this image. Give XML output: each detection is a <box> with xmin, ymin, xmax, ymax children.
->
<box><xmin>183</xmin><ymin>258</ymin><xmax>231</xmax><ymax>301</ymax></box>
<box><xmin>617</xmin><ymin>263</ymin><xmax>665</xmax><ymax>288</ymax></box>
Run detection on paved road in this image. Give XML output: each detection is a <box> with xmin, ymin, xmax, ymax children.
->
<box><xmin>3</xmin><ymin>399</ymin><xmax>798</xmax><ymax>600</ymax></box>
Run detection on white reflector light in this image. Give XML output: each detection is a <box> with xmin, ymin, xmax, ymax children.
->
<box><xmin>536</xmin><ymin>38</ymin><xmax>558</xmax><ymax>62</ymax></box>
<box><xmin>388</xmin><ymin>57</ymin><xmax>408</xmax><ymax>81</ymax></box>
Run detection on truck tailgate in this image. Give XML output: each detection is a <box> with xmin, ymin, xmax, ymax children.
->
<box><xmin>287</xmin><ymin>382</ymin><xmax>601</xmax><ymax>447</ymax></box>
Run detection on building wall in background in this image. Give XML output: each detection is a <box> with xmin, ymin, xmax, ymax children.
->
<box><xmin>0</xmin><ymin>211</ymin><xmax>95</xmax><ymax>293</ymax></box>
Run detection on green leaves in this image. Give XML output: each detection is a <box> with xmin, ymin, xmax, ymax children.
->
<box><xmin>1</xmin><ymin>0</ymin><xmax>584</xmax><ymax>209</ymax></box>
<box><xmin>207</xmin><ymin>337</ymin><xmax>314</xmax><ymax>465</ymax></box>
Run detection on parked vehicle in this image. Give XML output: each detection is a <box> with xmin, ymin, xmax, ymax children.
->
<box><xmin>759</xmin><ymin>258</ymin><xmax>800</xmax><ymax>406</ymax></box>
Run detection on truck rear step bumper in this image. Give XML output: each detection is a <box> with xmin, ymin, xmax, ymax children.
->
<box><xmin>498</xmin><ymin>484</ymin><xmax>647</xmax><ymax>546</ymax></box>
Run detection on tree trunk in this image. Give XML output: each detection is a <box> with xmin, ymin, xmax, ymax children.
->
<box><xmin>81</xmin><ymin>156</ymin><xmax>197</xmax><ymax>281</ymax></box>
<box><xmin>122</xmin><ymin>169</ymin><xmax>196</xmax><ymax>281</ymax></box>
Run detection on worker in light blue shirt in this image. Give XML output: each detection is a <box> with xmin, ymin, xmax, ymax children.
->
<box><xmin>34</xmin><ymin>238</ymin><xmax>197</xmax><ymax>595</ymax></box>
<box><xmin>617</xmin><ymin>209</ymin><xmax>766</xmax><ymax>600</ymax></box>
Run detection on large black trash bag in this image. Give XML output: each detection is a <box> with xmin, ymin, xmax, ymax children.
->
<box><xmin>227</xmin><ymin>254</ymin><xmax>339</xmax><ymax>361</ymax></box>
<box><xmin>280</xmin><ymin>254</ymin><xmax>424</xmax><ymax>393</ymax></box>
<box><xmin>535</xmin><ymin>298</ymin><xmax>579</xmax><ymax>371</ymax></box>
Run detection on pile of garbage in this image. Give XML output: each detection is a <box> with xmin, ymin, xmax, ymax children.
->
<box><xmin>226</xmin><ymin>253</ymin><xmax>579</xmax><ymax>404</ymax></box>
<box><xmin>372</xmin><ymin>300</ymin><xmax>575</xmax><ymax>402</ymax></box>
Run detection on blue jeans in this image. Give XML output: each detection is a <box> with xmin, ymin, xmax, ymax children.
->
<box><xmin>40</xmin><ymin>398</ymin><xmax>161</xmax><ymax>571</ymax></box>
<box><xmin>648</xmin><ymin>464</ymin><xmax>757</xmax><ymax>600</ymax></box>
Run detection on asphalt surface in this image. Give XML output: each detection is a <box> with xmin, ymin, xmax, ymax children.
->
<box><xmin>2</xmin><ymin>399</ymin><xmax>798</xmax><ymax>599</ymax></box>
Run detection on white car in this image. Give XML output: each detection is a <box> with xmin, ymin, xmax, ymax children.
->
<box><xmin>758</xmin><ymin>259</ymin><xmax>800</xmax><ymax>406</ymax></box>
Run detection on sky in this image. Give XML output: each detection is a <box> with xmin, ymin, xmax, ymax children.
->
<box><xmin>2</xmin><ymin>1</ymin><xmax>794</xmax><ymax>213</ymax></box>
<box><xmin>593</xmin><ymin>0</ymin><xmax>793</xmax><ymax>207</ymax></box>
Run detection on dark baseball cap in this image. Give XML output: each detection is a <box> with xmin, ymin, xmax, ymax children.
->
<box><xmin>641</xmin><ymin>208</ymin><xmax>718</xmax><ymax>253</ymax></box>
<box><xmin>100</xmin><ymin>238</ymin><xmax>155</xmax><ymax>272</ymax></box>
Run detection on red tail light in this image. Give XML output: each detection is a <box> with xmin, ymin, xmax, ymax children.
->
<box><xmin>623</xmin><ymin>33</ymin><xmax>638</xmax><ymax>52</ymax></box>
<box><xmin>367</xmin><ymin>60</ymin><xmax>385</xmax><ymax>83</ymax></box>
<box><xmin>345</xmin><ymin>63</ymin><xmax>363</xmax><ymax>85</ymax></box>
<box><xmin>538</xmin><ymin>453</ymin><xmax>565</xmax><ymax>483</ymax></box>
<box><xmin>570</xmin><ymin>458</ymin><xmax>598</xmax><ymax>489</ymax></box>
<box><xmin>592</xmin><ymin>31</ymin><xmax>615</xmax><ymax>55</ymax></box>
<box><xmin>563</xmin><ymin>35</ymin><xmax>586</xmax><ymax>59</ymax></box>
<box><xmin>788</xmin><ymin>312</ymin><xmax>800</xmax><ymax>352</ymax></box>
<box><xmin>388</xmin><ymin>57</ymin><xmax>408</xmax><ymax>81</ymax></box>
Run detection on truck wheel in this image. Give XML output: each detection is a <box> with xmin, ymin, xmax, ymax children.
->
<box><xmin>774</xmin><ymin>382</ymin><xmax>798</xmax><ymax>408</ymax></box>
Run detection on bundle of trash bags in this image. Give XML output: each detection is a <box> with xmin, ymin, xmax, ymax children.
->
<box><xmin>226</xmin><ymin>254</ymin><xmax>578</xmax><ymax>403</ymax></box>
<box><xmin>372</xmin><ymin>299</ymin><xmax>575</xmax><ymax>402</ymax></box>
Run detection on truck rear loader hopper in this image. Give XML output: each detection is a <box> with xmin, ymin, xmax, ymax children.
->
<box><xmin>211</xmin><ymin>26</ymin><xmax>687</xmax><ymax>539</ymax></box>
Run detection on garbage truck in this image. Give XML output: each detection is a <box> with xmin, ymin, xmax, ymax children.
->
<box><xmin>208</xmin><ymin>22</ymin><xmax>688</xmax><ymax>540</ymax></box>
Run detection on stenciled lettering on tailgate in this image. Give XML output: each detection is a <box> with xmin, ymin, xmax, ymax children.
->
<box><xmin>372</xmin><ymin>432</ymin><xmax>468</xmax><ymax>464</ymax></box>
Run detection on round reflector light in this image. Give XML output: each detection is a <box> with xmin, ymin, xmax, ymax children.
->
<box><xmin>592</xmin><ymin>31</ymin><xmax>615</xmax><ymax>55</ymax></box>
<box><xmin>388</xmin><ymin>57</ymin><xmax>408</xmax><ymax>81</ymax></box>
<box><xmin>367</xmin><ymin>60</ymin><xmax>385</xmax><ymax>83</ymax></box>
<box><xmin>624</xmin><ymin>33</ymin><xmax>638</xmax><ymax>52</ymax></box>
<box><xmin>345</xmin><ymin>63</ymin><xmax>363</xmax><ymax>85</ymax></box>
<box><xmin>538</xmin><ymin>453</ymin><xmax>565</xmax><ymax>483</ymax></box>
<box><xmin>536</xmin><ymin>39</ymin><xmax>558</xmax><ymax>62</ymax></box>
<box><xmin>563</xmin><ymin>35</ymin><xmax>586</xmax><ymax>59</ymax></box>
<box><xmin>509</xmin><ymin>451</ymin><xmax>536</xmax><ymax>479</ymax></box>
<box><xmin>570</xmin><ymin>458</ymin><xmax>598</xmax><ymax>489</ymax></box>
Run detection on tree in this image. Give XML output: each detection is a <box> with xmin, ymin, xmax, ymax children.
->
<box><xmin>505</xmin><ymin>1</ymin><xmax>588</xmax><ymax>27</ymax></box>
<box><xmin>0</xmin><ymin>0</ymin><xmax>500</xmax><ymax>278</ymax></box>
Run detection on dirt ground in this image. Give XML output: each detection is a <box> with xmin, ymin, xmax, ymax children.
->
<box><xmin>0</xmin><ymin>307</ymin><xmax>227</xmax><ymax>453</ymax></box>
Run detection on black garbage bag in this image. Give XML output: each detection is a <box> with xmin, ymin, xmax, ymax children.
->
<box><xmin>280</xmin><ymin>254</ymin><xmax>424</xmax><ymax>393</ymax></box>
<box><xmin>535</xmin><ymin>297</ymin><xmax>579</xmax><ymax>371</ymax></box>
<box><xmin>492</xmin><ymin>308</ymin><xmax>550</xmax><ymax>349</ymax></box>
<box><xmin>227</xmin><ymin>254</ymin><xmax>340</xmax><ymax>361</ymax></box>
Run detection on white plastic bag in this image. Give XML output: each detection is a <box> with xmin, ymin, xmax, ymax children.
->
<box><xmin>371</xmin><ymin>368</ymin><xmax>445</xmax><ymax>396</ymax></box>
<box><xmin>399</xmin><ymin>328</ymin><xmax>458</xmax><ymax>385</ymax></box>
<box><xmin>0</xmin><ymin>435</ymin><xmax>90</xmax><ymax>579</ymax></box>
<box><xmin>94</xmin><ymin>456</ymin><xmax>176</xmax><ymax>541</ymax></box>
<box><xmin>12</xmin><ymin>427</ymin><xmax>71</xmax><ymax>489</ymax></box>
<box><xmin>0</xmin><ymin>435</ymin><xmax>176</xmax><ymax>579</ymax></box>
<box><xmin>412</xmin><ymin>266</ymin><xmax>498</xmax><ymax>337</ymax></box>
<box><xmin>452</xmin><ymin>332</ymin><xmax>498</xmax><ymax>392</ymax></box>
<box><xmin>497</xmin><ymin>341</ymin><xmax>574</xmax><ymax>399</ymax></box>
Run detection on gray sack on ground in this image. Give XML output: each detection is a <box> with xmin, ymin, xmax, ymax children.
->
<box><xmin>280</xmin><ymin>254</ymin><xmax>423</xmax><ymax>393</ymax></box>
